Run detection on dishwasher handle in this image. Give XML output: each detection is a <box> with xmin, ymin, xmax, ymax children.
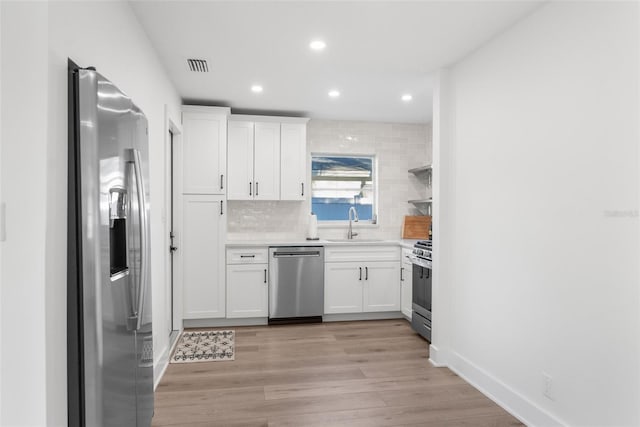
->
<box><xmin>273</xmin><ymin>251</ymin><xmax>321</xmax><ymax>258</ymax></box>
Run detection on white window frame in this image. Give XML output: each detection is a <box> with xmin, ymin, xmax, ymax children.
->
<box><xmin>310</xmin><ymin>153</ymin><xmax>379</xmax><ymax>227</ymax></box>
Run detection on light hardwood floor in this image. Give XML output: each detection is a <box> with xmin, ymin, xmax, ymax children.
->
<box><xmin>153</xmin><ymin>319</ymin><xmax>524</xmax><ymax>427</ymax></box>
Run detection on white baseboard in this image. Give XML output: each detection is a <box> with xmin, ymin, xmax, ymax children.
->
<box><xmin>153</xmin><ymin>345</ymin><xmax>169</xmax><ymax>390</ymax></box>
<box><xmin>428</xmin><ymin>344</ymin><xmax>447</xmax><ymax>367</ymax></box>
<box><xmin>323</xmin><ymin>312</ymin><xmax>403</xmax><ymax>322</ymax></box>
<box><xmin>184</xmin><ymin>317</ymin><xmax>268</xmax><ymax>328</ymax></box>
<box><xmin>154</xmin><ymin>330</ymin><xmax>182</xmax><ymax>390</ymax></box>
<box><xmin>448</xmin><ymin>350</ymin><xmax>566</xmax><ymax>427</ymax></box>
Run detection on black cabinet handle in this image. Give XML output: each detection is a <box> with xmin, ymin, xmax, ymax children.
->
<box><xmin>220</xmin><ymin>200</ymin><xmax>223</xmax><ymax>215</ymax></box>
<box><xmin>426</xmin><ymin>268</ymin><xmax>430</xmax><ymax>279</ymax></box>
<box><xmin>256</xmin><ymin>182</ymin><xmax>259</xmax><ymax>196</ymax></box>
<box><xmin>249</xmin><ymin>182</ymin><xmax>252</xmax><ymax>196</ymax></box>
<box><xmin>264</xmin><ymin>269</ymin><xmax>267</xmax><ymax>283</ymax></box>
<box><xmin>400</xmin><ymin>267</ymin><xmax>404</xmax><ymax>282</ymax></box>
<box><xmin>365</xmin><ymin>267</ymin><xmax>368</xmax><ymax>280</ymax></box>
<box><xmin>420</xmin><ymin>268</ymin><xmax>424</xmax><ymax>279</ymax></box>
<box><xmin>301</xmin><ymin>183</ymin><xmax>304</xmax><ymax>196</ymax></box>
<box><xmin>220</xmin><ymin>174</ymin><xmax>224</xmax><ymax>190</ymax></box>
<box><xmin>240</xmin><ymin>255</ymin><xmax>255</xmax><ymax>258</ymax></box>
<box><xmin>359</xmin><ymin>267</ymin><xmax>362</xmax><ymax>281</ymax></box>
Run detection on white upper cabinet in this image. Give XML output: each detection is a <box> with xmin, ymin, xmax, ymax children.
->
<box><xmin>228</xmin><ymin>115</ymin><xmax>308</xmax><ymax>201</ymax></box>
<box><xmin>280</xmin><ymin>123</ymin><xmax>307</xmax><ymax>200</ymax></box>
<box><xmin>253</xmin><ymin>122</ymin><xmax>281</xmax><ymax>200</ymax></box>
<box><xmin>227</xmin><ymin>120</ymin><xmax>281</xmax><ymax>200</ymax></box>
<box><xmin>182</xmin><ymin>106</ymin><xmax>229</xmax><ymax>194</ymax></box>
<box><xmin>227</xmin><ymin>120</ymin><xmax>254</xmax><ymax>200</ymax></box>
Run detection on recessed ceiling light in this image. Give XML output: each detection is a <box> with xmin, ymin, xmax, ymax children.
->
<box><xmin>310</xmin><ymin>40</ymin><xmax>326</xmax><ymax>51</ymax></box>
<box><xmin>251</xmin><ymin>85</ymin><xmax>263</xmax><ymax>93</ymax></box>
<box><xmin>328</xmin><ymin>90</ymin><xmax>340</xmax><ymax>98</ymax></box>
<box><xmin>402</xmin><ymin>94</ymin><xmax>413</xmax><ymax>102</ymax></box>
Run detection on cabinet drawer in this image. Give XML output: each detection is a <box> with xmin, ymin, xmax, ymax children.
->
<box><xmin>227</xmin><ymin>247</ymin><xmax>268</xmax><ymax>264</ymax></box>
<box><xmin>325</xmin><ymin>245</ymin><xmax>400</xmax><ymax>263</ymax></box>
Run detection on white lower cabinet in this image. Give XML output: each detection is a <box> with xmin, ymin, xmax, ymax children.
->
<box><xmin>324</xmin><ymin>262</ymin><xmax>364</xmax><ymax>314</ymax></box>
<box><xmin>226</xmin><ymin>247</ymin><xmax>269</xmax><ymax>318</ymax></box>
<box><xmin>226</xmin><ymin>264</ymin><xmax>268</xmax><ymax>318</ymax></box>
<box><xmin>324</xmin><ymin>247</ymin><xmax>401</xmax><ymax>315</ymax></box>
<box><xmin>400</xmin><ymin>250</ymin><xmax>413</xmax><ymax>319</ymax></box>
<box><xmin>181</xmin><ymin>195</ymin><xmax>226</xmax><ymax>319</ymax></box>
<box><xmin>363</xmin><ymin>262</ymin><xmax>401</xmax><ymax>312</ymax></box>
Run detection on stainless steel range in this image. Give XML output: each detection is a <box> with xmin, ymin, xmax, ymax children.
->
<box><xmin>409</xmin><ymin>240</ymin><xmax>432</xmax><ymax>341</ymax></box>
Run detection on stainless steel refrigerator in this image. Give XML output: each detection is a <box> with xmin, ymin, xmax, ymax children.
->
<box><xmin>67</xmin><ymin>61</ymin><xmax>153</xmax><ymax>427</ymax></box>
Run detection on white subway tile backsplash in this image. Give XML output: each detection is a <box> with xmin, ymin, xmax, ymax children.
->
<box><xmin>227</xmin><ymin>119</ymin><xmax>432</xmax><ymax>241</ymax></box>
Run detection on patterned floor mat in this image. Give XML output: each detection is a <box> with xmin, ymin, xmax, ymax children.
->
<box><xmin>170</xmin><ymin>330</ymin><xmax>235</xmax><ymax>363</ymax></box>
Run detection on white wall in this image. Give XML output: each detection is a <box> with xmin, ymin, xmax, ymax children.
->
<box><xmin>434</xmin><ymin>2</ymin><xmax>639</xmax><ymax>426</ymax></box>
<box><xmin>1</xmin><ymin>1</ymin><xmax>181</xmax><ymax>425</ymax></box>
<box><xmin>227</xmin><ymin>119</ymin><xmax>431</xmax><ymax>241</ymax></box>
<box><xmin>0</xmin><ymin>2</ymin><xmax>50</xmax><ymax>425</ymax></box>
<box><xmin>0</xmin><ymin>2</ymin><xmax>3</xmax><ymax>421</ymax></box>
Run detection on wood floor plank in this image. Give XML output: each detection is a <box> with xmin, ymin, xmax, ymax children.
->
<box><xmin>264</xmin><ymin>373</ymin><xmax>463</xmax><ymax>400</ymax></box>
<box><xmin>266</xmin><ymin>397</ymin><xmax>510</xmax><ymax>427</ymax></box>
<box><xmin>159</xmin><ymin>364</ymin><xmax>366</xmax><ymax>392</ymax></box>
<box><xmin>152</xmin><ymin>320</ymin><xmax>523</xmax><ymax>427</ymax></box>
<box><xmin>154</xmin><ymin>385</ymin><xmax>265</xmax><ymax>408</ymax></box>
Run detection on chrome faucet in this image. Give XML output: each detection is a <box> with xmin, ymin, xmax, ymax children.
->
<box><xmin>347</xmin><ymin>206</ymin><xmax>359</xmax><ymax>239</ymax></box>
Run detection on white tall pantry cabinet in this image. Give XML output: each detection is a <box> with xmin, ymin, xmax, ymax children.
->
<box><xmin>179</xmin><ymin>106</ymin><xmax>229</xmax><ymax>320</ymax></box>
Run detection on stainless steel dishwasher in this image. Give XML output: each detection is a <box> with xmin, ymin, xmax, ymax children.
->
<box><xmin>268</xmin><ymin>246</ymin><xmax>324</xmax><ymax>324</ymax></box>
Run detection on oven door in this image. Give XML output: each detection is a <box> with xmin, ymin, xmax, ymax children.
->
<box><xmin>411</xmin><ymin>261</ymin><xmax>432</xmax><ymax>320</ymax></box>
<box><xmin>411</xmin><ymin>260</ymin><xmax>432</xmax><ymax>341</ymax></box>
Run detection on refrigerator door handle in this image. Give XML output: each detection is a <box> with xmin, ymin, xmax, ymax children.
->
<box><xmin>131</xmin><ymin>148</ymin><xmax>149</xmax><ymax>331</ymax></box>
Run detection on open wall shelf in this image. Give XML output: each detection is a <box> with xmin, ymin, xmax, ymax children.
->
<box><xmin>408</xmin><ymin>165</ymin><xmax>432</xmax><ymax>175</ymax></box>
<box><xmin>408</xmin><ymin>198</ymin><xmax>432</xmax><ymax>215</ymax></box>
<box><xmin>409</xmin><ymin>164</ymin><xmax>432</xmax><ymax>187</ymax></box>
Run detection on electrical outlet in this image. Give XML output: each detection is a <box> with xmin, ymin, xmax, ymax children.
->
<box><xmin>543</xmin><ymin>372</ymin><xmax>555</xmax><ymax>401</ymax></box>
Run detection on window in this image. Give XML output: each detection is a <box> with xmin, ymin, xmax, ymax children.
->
<box><xmin>311</xmin><ymin>155</ymin><xmax>376</xmax><ymax>222</ymax></box>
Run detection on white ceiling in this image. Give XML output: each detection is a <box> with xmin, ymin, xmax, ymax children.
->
<box><xmin>131</xmin><ymin>1</ymin><xmax>543</xmax><ymax>124</ymax></box>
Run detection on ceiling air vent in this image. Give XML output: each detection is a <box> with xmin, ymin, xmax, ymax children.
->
<box><xmin>187</xmin><ymin>59</ymin><xmax>209</xmax><ymax>72</ymax></box>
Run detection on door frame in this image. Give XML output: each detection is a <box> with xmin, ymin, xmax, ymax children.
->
<box><xmin>165</xmin><ymin>106</ymin><xmax>183</xmax><ymax>334</ymax></box>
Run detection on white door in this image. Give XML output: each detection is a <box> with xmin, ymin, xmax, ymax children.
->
<box><xmin>227</xmin><ymin>120</ymin><xmax>254</xmax><ymax>200</ymax></box>
<box><xmin>280</xmin><ymin>123</ymin><xmax>306</xmax><ymax>201</ymax></box>
<box><xmin>182</xmin><ymin>112</ymin><xmax>226</xmax><ymax>194</ymax></box>
<box><xmin>324</xmin><ymin>262</ymin><xmax>364</xmax><ymax>314</ymax></box>
<box><xmin>401</xmin><ymin>256</ymin><xmax>413</xmax><ymax>319</ymax></box>
<box><xmin>253</xmin><ymin>122</ymin><xmax>280</xmax><ymax>200</ymax></box>
<box><xmin>182</xmin><ymin>195</ymin><xmax>226</xmax><ymax>319</ymax></box>
<box><xmin>226</xmin><ymin>264</ymin><xmax>268</xmax><ymax>318</ymax></box>
<box><xmin>363</xmin><ymin>261</ymin><xmax>401</xmax><ymax>312</ymax></box>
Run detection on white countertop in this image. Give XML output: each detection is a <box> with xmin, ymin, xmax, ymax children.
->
<box><xmin>225</xmin><ymin>239</ymin><xmax>420</xmax><ymax>249</ymax></box>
